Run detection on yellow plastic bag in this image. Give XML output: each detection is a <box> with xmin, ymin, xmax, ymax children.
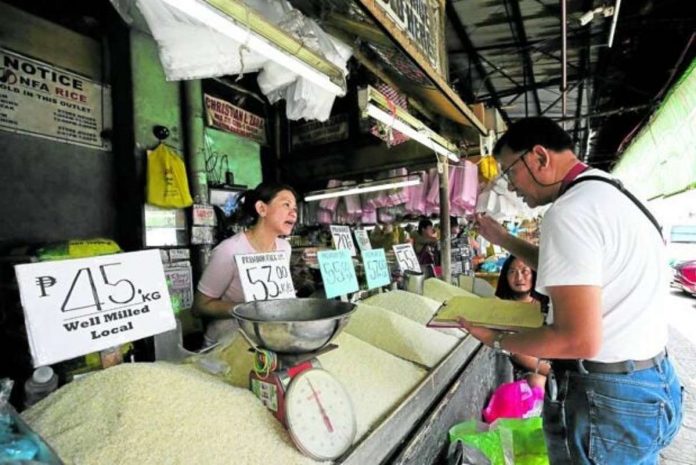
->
<box><xmin>147</xmin><ymin>143</ymin><xmax>193</xmax><ymax>208</ymax></box>
<box><xmin>479</xmin><ymin>155</ymin><xmax>499</xmax><ymax>182</ymax></box>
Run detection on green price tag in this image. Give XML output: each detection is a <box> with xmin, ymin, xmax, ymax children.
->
<box><xmin>362</xmin><ymin>249</ymin><xmax>391</xmax><ymax>289</ymax></box>
<box><xmin>317</xmin><ymin>249</ymin><xmax>359</xmax><ymax>298</ymax></box>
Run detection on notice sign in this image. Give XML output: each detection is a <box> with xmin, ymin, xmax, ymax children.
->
<box><xmin>235</xmin><ymin>252</ymin><xmax>295</xmax><ymax>302</ymax></box>
<box><xmin>204</xmin><ymin>94</ymin><xmax>266</xmax><ymax>145</ymax></box>
<box><xmin>0</xmin><ymin>48</ymin><xmax>111</xmax><ymax>150</ymax></box>
<box><xmin>354</xmin><ymin>229</ymin><xmax>372</xmax><ymax>252</ymax></box>
<box><xmin>317</xmin><ymin>249</ymin><xmax>359</xmax><ymax>298</ymax></box>
<box><xmin>14</xmin><ymin>250</ymin><xmax>176</xmax><ymax>367</ymax></box>
<box><xmin>362</xmin><ymin>249</ymin><xmax>391</xmax><ymax>289</ymax></box>
<box><xmin>291</xmin><ymin>113</ymin><xmax>349</xmax><ymax>150</ymax></box>
<box><xmin>393</xmin><ymin>243</ymin><xmax>421</xmax><ymax>273</ymax></box>
<box><xmin>330</xmin><ymin>225</ymin><xmax>357</xmax><ymax>257</ymax></box>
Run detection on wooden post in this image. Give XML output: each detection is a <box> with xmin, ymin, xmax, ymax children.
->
<box><xmin>438</xmin><ymin>160</ymin><xmax>451</xmax><ymax>283</ymax></box>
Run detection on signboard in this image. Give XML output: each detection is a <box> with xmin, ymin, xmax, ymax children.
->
<box><xmin>192</xmin><ymin>204</ymin><xmax>216</xmax><ymax>226</ymax></box>
<box><xmin>291</xmin><ymin>113</ymin><xmax>349</xmax><ymax>150</ymax></box>
<box><xmin>234</xmin><ymin>252</ymin><xmax>295</xmax><ymax>302</ymax></box>
<box><xmin>14</xmin><ymin>250</ymin><xmax>176</xmax><ymax>367</ymax></box>
<box><xmin>164</xmin><ymin>262</ymin><xmax>194</xmax><ymax>311</ymax></box>
<box><xmin>0</xmin><ymin>48</ymin><xmax>111</xmax><ymax>150</ymax></box>
<box><xmin>354</xmin><ymin>229</ymin><xmax>372</xmax><ymax>252</ymax></box>
<box><xmin>373</xmin><ymin>0</ymin><xmax>442</xmax><ymax>74</ymax></box>
<box><xmin>204</xmin><ymin>94</ymin><xmax>266</xmax><ymax>144</ymax></box>
<box><xmin>330</xmin><ymin>225</ymin><xmax>357</xmax><ymax>257</ymax></box>
<box><xmin>362</xmin><ymin>249</ymin><xmax>391</xmax><ymax>289</ymax></box>
<box><xmin>317</xmin><ymin>249</ymin><xmax>359</xmax><ymax>298</ymax></box>
<box><xmin>393</xmin><ymin>243</ymin><xmax>421</xmax><ymax>272</ymax></box>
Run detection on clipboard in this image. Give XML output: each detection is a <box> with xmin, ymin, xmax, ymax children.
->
<box><xmin>427</xmin><ymin>295</ymin><xmax>544</xmax><ymax>331</ymax></box>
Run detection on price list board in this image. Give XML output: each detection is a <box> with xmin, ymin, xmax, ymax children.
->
<box><xmin>362</xmin><ymin>249</ymin><xmax>391</xmax><ymax>289</ymax></box>
<box><xmin>330</xmin><ymin>225</ymin><xmax>357</xmax><ymax>257</ymax></box>
<box><xmin>392</xmin><ymin>243</ymin><xmax>421</xmax><ymax>273</ymax></box>
<box><xmin>14</xmin><ymin>250</ymin><xmax>176</xmax><ymax>367</ymax></box>
<box><xmin>235</xmin><ymin>252</ymin><xmax>296</xmax><ymax>302</ymax></box>
<box><xmin>317</xmin><ymin>249</ymin><xmax>359</xmax><ymax>298</ymax></box>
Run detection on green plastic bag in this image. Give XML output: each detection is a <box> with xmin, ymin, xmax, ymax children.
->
<box><xmin>449</xmin><ymin>418</ymin><xmax>549</xmax><ymax>465</ymax></box>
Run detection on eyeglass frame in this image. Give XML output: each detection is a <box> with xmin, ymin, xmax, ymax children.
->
<box><xmin>498</xmin><ymin>149</ymin><xmax>531</xmax><ymax>185</ymax></box>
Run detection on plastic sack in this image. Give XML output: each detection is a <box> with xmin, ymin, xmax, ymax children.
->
<box><xmin>483</xmin><ymin>380</ymin><xmax>544</xmax><ymax>423</ymax></box>
<box><xmin>146</xmin><ymin>143</ymin><xmax>194</xmax><ymax>208</ymax></box>
<box><xmin>449</xmin><ymin>418</ymin><xmax>548</xmax><ymax>465</ymax></box>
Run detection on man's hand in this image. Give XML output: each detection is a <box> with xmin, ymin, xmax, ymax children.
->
<box><xmin>457</xmin><ymin>317</ymin><xmax>501</xmax><ymax>347</ymax></box>
<box><xmin>474</xmin><ymin>214</ymin><xmax>509</xmax><ymax>246</ymax></box>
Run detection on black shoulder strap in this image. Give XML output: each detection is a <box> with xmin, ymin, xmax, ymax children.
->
<box><xmin>563</xmin><ymin>175</ymin><xmax>663</xmax><ymax>238</ymax></box>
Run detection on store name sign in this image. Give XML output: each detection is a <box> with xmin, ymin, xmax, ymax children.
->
<box><xmin>291</xmin><ymin>113</ymin><xmax>349</xmax><ymax>150</ymax></box>
<box><xmin>14</xmin><ymin>250</ymin><xmax>176</xmax><ymax>367</ymax></box>
<box><xmin>374</xmin><ymin>0</ymin><xmax>441</xmax><ymax>73</ymax></box>
<box><xmin>204</xmin><ymin>94</ymin><xmax>266</xmax><ymax>145</ymax></box>
<box><xmin>0</xmin><ymin>49</ymin><xmax>111</xmax><ymax>150</ymax></box>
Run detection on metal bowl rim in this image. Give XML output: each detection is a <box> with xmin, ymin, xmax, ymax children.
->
<box><xmin>230</xmin><ymin>298</ymin><xmax>357</xmax><ymax>323</ymax></box>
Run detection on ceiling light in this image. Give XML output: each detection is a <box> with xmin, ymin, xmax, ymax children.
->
<box><xmin>365</xmin><ymin>104</ymin><xmax>460</xmax><ymax>162</ymax></box>
<box><xmin>157</xmin><ymin>0</ymin><xmax>345</xmax><ymax>95</ymax></box>
<box><xmin>304</xmin><ymin>176</ymin><xmax>422</xmax><ymax>202</ymax></box>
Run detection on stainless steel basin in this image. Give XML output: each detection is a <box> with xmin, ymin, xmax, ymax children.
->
<box><xmin>230</xmin><ymin>298</ymin><xmax>356</xmax><ymax>354</ymax></box>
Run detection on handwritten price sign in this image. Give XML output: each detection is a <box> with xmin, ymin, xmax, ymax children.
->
<box><xmin>354</xmin><ymin>229</ymin><xmax>372</xmax><ymax>252</ymax></box>
<box><xmin>330</xmin><ymin>225</ymin><xmax>357</xmax><ymax>257</ymax></box>
<box><xmin>393</xmin><ymin>243</ymin><xmax>421</xmax><ymax>273</ymax></box>
<box><xmin>235</xmin><ymin>252</ymin><xmax>296</xmax><ymax>302</ymax></box>
<box><xmin>317</xmin><ymin>249</ymin><xmax>359</xmax><ymax>298</ymax></box>
<box><xmin>362</xmin><ymin>249</ymin><xmax>391</xmax><ymax>289</ymax></box>
<box><xmin>14</xmin><ymin>250</ymin><xmax>176</xmax><ymax>367</ymax></box>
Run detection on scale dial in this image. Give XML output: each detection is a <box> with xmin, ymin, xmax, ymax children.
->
<box><xmin>285</xmin><ymin>368</ymin><xmax>356</xmax><ymax>460</ymax></box>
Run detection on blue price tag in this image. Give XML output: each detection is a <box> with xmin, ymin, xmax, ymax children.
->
<box><xmin>362</xmin><ymin>249</ymin><xmax>391</xmax><ymax>289</ymax></box>
<box><xmin>317</xmin><ymin>249</ymin><xmax>359</xmax><ymax>298</ymax></box>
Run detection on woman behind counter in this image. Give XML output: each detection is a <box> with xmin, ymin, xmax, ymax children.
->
<box><xmin>495</xmin><ymin>255</ymin><xmax>549</xmax><ymax>389</ymax></box>
<box><xmin>194</xmin><ymin>182</ymin><xmax>298</xmax><ymax>346</ymax></box>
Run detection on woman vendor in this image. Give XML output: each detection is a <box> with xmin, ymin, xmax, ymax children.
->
<box><xmin>194</xmin><ymin>182</ymin><xmax>298</xmax><ymax>346</ymax></box>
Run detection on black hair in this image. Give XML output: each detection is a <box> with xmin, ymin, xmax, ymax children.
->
<box><xmin>418</xmin><ymin>218</ymin><xmax>433</xmax><ymax>233</ymax></box>
<box><xmin>231</xmin><ymin>182</ymin><xmax>297</xmax><ymax>226</ymax></box>
<box><xmin>495</xmin><ymin>255</ymin><xmax>545</xmax><ymax>302</ymax></box>
<box><xmin>450</xmin><ymin>216</ymin><xmax>459</xmax><ymax>228</ymax></box>
<box><xmin>493</xmin><ymin>117</ymin><xmax>573</xmax><ymax>158</ymax></box>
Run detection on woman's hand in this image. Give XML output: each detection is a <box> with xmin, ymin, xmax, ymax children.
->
<box><xmin>457</xmin><ymin>317</ymin><xmax>501</xmax><ymax>348</ymax></box>
<box><xmin>474</xmin><ymin>214</ymin><xmax>509</xmax><ymax>246</ymax></box>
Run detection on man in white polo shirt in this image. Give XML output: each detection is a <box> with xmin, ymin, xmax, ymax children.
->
<box><xmin>460</xmin><ymin>117</ymin><xmax>682</xmax><ymax>464</ymax></box>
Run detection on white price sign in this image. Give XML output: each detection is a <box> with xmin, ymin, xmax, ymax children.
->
<box><xmin>392</xmin><ymin>243</ymin><xmax>421</xmax><ymax>273</ymax></box>
<box><xmin>354</xmin><ymin>229</ymin><xmax>372</xmax><ymax>252</ymax></box>
<box><xmin>330</xmin><ymin>225</ymin><xmax>357</xmax><ymax>257</ymax></box>
<box><xmin>14</xmin><ymin>250</ymin><xmax>176</xmax><ymax>367</ymax></box>
<box><xmin>235</xmin><ymin>252</ymin><xmax>296</xmax><ymax>302</ymax></box>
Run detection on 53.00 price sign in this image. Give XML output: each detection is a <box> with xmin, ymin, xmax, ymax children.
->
<box><xmin>393</xmin><ymin>243</ymin><xmax>421</xmax><ymax>273</ymax></box>
<box><xmin>14</xmin><ymin>250</ymin><xmax>176</xmax><ymax>367</ymax></box>
<box><xmin>362</xmin><ymin>249</ymin><xmax>391</xmax><ymax>289</ymax></box>
<box><xmin>330</xmin><ymin>225</ymin><xmax>357</xmax><ymax>257</ymax></box>
<box><xmin>235</xmin><ymin>252</ymin><xmax>296</xmax><ymax>302</ymax></box>
<box><xmin>317</xmin><ymin>249</ymin><xmax>359</xmax><ymax>298</ymax></box>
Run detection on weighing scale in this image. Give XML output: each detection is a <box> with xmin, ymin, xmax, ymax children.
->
<box><xmin>232</xmin><ymin>298</ymin><xmax>357</xmax><ymax>461</ymax></box>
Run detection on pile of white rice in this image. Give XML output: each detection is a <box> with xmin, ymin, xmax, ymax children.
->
<box><xmin>22</xmin><ymin>363</ymin><xmax>326</xmax><ymax>465</ymax></box>
<box><xmin>423</xmin><ymin>278</ymin><xmax>478</xmax><ymax>303</ymax></box>
<box><xmin>345</xmin><ymin>303</ymin><xmax>459</xmax><ymax>368</ymax></box>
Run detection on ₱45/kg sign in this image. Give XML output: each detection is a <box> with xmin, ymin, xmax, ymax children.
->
<box><xmin>14</xmin><ymin>250</ymin><xmax>176</xmax><ymax>367</ymax></box>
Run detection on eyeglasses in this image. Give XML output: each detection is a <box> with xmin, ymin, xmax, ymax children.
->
<box><xmin>499</xmin><ymin>150</ymin><xmax>530</xmax><ymax>184</ymax></box>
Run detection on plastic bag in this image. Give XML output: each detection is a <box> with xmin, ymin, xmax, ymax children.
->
<box><xmin>146</xmin><ymin>143</ymin><xmax>194</xmax><ymax>208</ymax></box>
<box><xmin>449</xmin><ymin>418</ymin><xmax>548</xmax><ymax>465</ymax></box>
<box><xmin>483</xmin><ymin>380</ymin><xmax>544</xmax><ymax>423</ymax></box>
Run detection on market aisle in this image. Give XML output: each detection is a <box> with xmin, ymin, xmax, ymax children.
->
<box><xmin>661</xmin><ymin>290</ymin><xmax>696</xmax><ymax>465</ymax></box>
